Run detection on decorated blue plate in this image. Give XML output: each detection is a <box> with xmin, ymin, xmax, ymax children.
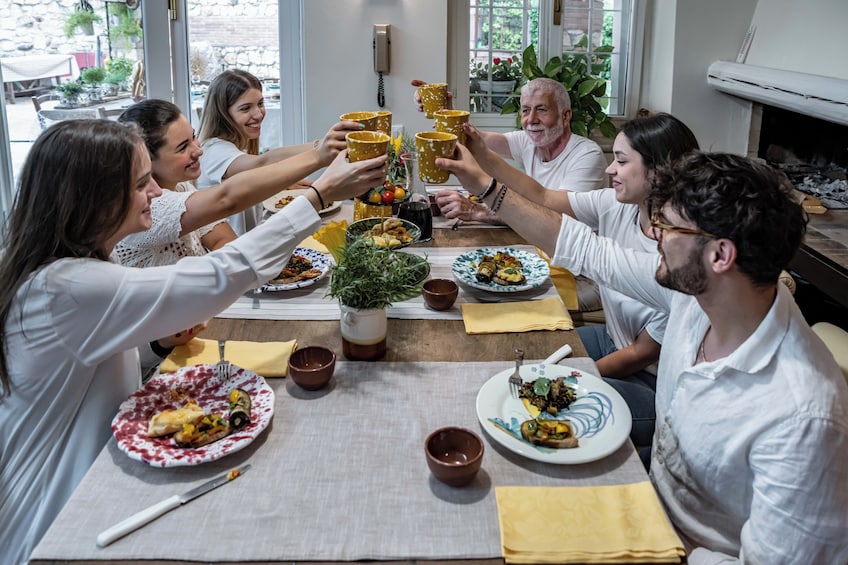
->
<box><xmin>261</xmin><ymin>247</ymin><xmax>330</xmax><ymax>292</ymax></box>
<box><xmin>451</xmin><ymin>247</ymin><xmax>550</xmax><ymax>293</ymax></box>
<box><xmin>475</xmin><ymin>363</ymin><xmax>631</xmax><ymax>464</ymax></box>
<box><xmin>345</xmin><ymin>217</ymin><xmax>421</xmax><ymax>249</ymax></box>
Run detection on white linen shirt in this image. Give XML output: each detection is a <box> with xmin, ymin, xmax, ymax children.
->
<box><xmin>0</xmin><ymin>197</ymin><xmax>319</xmax><ymax>565</ymax></box>
<box><xmin>552</xmin><ymin>215</ymin><xmax>848</xmax><ymax>564</ymax></box>
<box><xmin>504</xmin><ymin>130</ymin><xmax>607</xmax><ymax>192</ymax></box>
<box><xmin>115</xmin><ymin>181</ymin><xmax>226</xmax><ymax>267</ymax></box>
<box><xmin>569</xmin><ymin>188</ymin><xmax>667</xmax><ymax>370</ymax></box>
<box><xmin>197</xmin><ymin>137</ymin><xmax>263</xmax><ymax>235</ymax></box>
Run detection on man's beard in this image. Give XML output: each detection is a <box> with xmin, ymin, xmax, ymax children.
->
<box><xmin>656</xmin><ymin>242</ymin><xmax>709</xmax><ymax>295</ymax></box>
<box><xmin>526</xmin><ymin>121</ymin><xmax>565</xmax><ymax>148</ymax></box>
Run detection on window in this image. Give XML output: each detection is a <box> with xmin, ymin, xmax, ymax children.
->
<box><xmin>463</xmin><ymin>0</ymin><xmax>638</xmax><ymax>120</ymax></box>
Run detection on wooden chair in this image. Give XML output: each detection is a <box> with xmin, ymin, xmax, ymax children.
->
<box><xmin>31</xmin><ymin>93</ymin><xmax>58</xmax><ymax>130</ymax></box>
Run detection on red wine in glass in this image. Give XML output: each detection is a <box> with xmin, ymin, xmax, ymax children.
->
<box><xmin>397</xmin><ymin>201</ymin><xmax>433</xmax><ymax>242</ymax></box>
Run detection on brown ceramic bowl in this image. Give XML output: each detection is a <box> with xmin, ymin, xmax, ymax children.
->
<box><xmin>288</xmin><ymin>346</ymin><xmax>336</xmax><ymax>390</ymax></box>
<box><xmin>424</xmin><ymin>427</ymin><xmax>484</xmax><ymax>487</ymax></box>
<box><xmin>422</xmin><ymin>278</ymin><xmax>458</xmax><ymax>311</ymax></box>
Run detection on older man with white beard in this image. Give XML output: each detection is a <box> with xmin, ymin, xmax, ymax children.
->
<box><xmin>427</xmin><ymin>77</ymin><xmax>608</xmax><ymax>224</ymax></box>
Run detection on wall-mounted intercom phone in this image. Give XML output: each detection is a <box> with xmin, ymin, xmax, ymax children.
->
<box><xmin>373</xmin><ymin>24</ymin><xmax>390</xmax><ymax>107</ymax></box>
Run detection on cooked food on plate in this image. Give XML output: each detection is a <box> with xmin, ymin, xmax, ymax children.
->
<box><xmin>147</xmin><ymin>401</ymin><xmax>204</xmax><ymax>437</ymax></box>
<box><xmin>269</xmin><ymin>254</ymin><xmax>322</xmax><ymax>284</ymax></box>
<box><xmin>475</xmin><ymin>251</ymin><xmax>526</xmax><ymax>285</ymax></box>
<box><xmin>520</xmin><ymin>418</ymin><xmax>579</xmax><ymax>448</ymax></box>
<box><xmin>228</xmin><ymin>388</ymin><xmax>251</xmax><ymax>430</ymax></box>
<box><xmin>274</xmin><ymin>195</ymin><xmax>296</xmax><ymax>209</ymax></box>
<box><xmin>519</xmin><ymin>376</ymin><xmax>577</xmax><ymax>417</ymax></box>
<box><xmin>147</xmin><ymin>389</ymin><xmax>252</xmax><ymax>448</ymax></box>
<box><xmin>363</xmin><ymin>218</ymin><xmax>414</xmax><ymax>249</ymax></box>
<box><xmin>174</xmin><ymin>413</ymin><xmax>231</xmax><ymax>448</ymax></box>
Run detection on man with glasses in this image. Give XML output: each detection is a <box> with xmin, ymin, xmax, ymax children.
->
<box><xmin>439</xmin><ymin>149</ymin><xmax>848</xmax><ymax>562</ymax></box>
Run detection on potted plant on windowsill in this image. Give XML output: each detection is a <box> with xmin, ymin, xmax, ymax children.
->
<box><xmin>315</xmin><ymin>222</ymin><xmax>427</xmax><ymax>361</ymax></box>
<box><xmin>470</xmin><ymin>55</ymin><xmax>524</xmax><ymax>112</ymax></box>
<box><xmin>501</xmin><ymin>42</ymin><xmax>617</xmax><ymax>139</ymax></box>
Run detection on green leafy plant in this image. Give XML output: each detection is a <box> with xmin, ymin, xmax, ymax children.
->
<box><xmin>501</xmin><ymin>42</ymin><xmax>617</xmax><ymax>139</ymax></box>
<box><xmin>80</xmin><ymin>66</ymin><xmax>106</xmax><ymax>87</ymax></box>
<box><xmin>387</xmin><ymin>132</ymin><xmax>415</xmax><ymax>185</ymax></box>
<box><xmin>63</xmin><ymin>6</ymin><xmax>101</xmax><ymax>37</ymax></box>
<box><xmin>105</xmin><ymin>57</ymin><xmax>134</xmax><ymax>82</ymax></box>
<box><xmin>327</xmin><ymin>238</ymin><xmax>425</xmax><ymax>310</ymax></box>
<box><xmin>108</xmin><ymin>2</ymin><xmax>142</xmax><ymax>49</ymax></box>
<box><xmin>54</xmin><ymin>81</ymin><xmax>85</xmax><ymax>98</ymax></box>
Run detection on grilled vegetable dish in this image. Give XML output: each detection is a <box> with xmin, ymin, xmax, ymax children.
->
<box><xmin>518</xmin><ymin>376</ymin><xmax>577</xmax><ymax>417</ymax></box>
<box><xmin>520</xmin><ymin>418</ymin><xmax>578</xmax><ymax>448</ymax></box>
<box><xmin>475</xmin><ymin>251</ymin><xmax>526</xmax><ymax>285</ymax></box>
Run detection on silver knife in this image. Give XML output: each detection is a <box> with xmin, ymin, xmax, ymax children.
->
<box><xmin>96</xmin><ymin>464</ymin><xmax>250</xmax><ymax>548</ymax></box>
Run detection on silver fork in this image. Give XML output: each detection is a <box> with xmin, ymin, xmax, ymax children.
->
<box><xmin>216</xmin><ymin>340</ymin><xmax>231</xmax><ymax>382</ymax></box>
<box><xmin>509</xmin><ymin>348</ymin><xmax>524</xmax><ymax>399</ymax></box>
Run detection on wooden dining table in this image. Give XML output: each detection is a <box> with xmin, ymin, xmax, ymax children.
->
<box><xmin>29</xmin><ymin>207</ymin><xmax>660</xmax><ymax>565</ymax></box>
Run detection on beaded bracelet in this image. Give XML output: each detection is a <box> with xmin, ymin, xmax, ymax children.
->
<box><xmin>490</xmin><ymin>183</ymin><xmax>509</xmax><ymax>214</ymax></box>
<box><xmin>476</xmin><ymin>177</ymin><xmax>498</xmax><ymax>201</ymax></box>
<box><xmin>309</xmin><ymin>185</ymin><xmax>325</xmax><ymax>209</ymax></box>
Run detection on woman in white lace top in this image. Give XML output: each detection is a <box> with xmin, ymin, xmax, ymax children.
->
<box><xmin>115</xmin><ymin>99</ymin><xmax>364</xmax><ymax>267</ymax></box>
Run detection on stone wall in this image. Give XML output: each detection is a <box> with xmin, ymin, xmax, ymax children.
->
<box><xmin>1</xmin><ymin>0</ymin><xmax>279</xmax><ymax>80</ymax></box>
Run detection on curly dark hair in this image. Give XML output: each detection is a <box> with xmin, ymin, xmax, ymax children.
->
<box><xmin>649</xmin><ymin>152</ymin><xmax>807</xmax><ymax>287</ymax></box>
<box><xmin>119</xmin><ymin>99</ymin><xmax>183</xmax><ymax>159</ymax></box>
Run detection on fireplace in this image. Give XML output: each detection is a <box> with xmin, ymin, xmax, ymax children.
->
<box><xmin>750</xmin><ymin>104</ymin><xmax>848</xmax><ymax>209</ymax></box>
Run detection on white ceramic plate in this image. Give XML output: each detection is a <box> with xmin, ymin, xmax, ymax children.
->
<box><xmin>261</xmin><ymin>247</ymin><xmax>330</xmax><ymax>292</ymax></box>
<box><xmin>263</xmin><ymin>188</ymin><xmax>341</xmax><ymax>216</ymax></box>
<box><xmin>111</xmin><ymin>365</ymin><xmax>274</xmax><ymax>468</ymax></box>
<box><xmin>475</xmin><ymin>363</ymin><xmax>631</xmax><ymax>464</ymax></box>
<box><xmin>452</xmin><ymin>247</ymin><xmax>550</xmax><ymax>293</ymax></box>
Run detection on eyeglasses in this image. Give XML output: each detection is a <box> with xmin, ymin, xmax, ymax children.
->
<box><xmin>650</xmin><ymin>213</ymin><xmax>716</xmax><ymax>238</ymax></box>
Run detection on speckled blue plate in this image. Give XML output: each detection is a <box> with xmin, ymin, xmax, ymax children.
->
<box><xmin>261</xmin><ymin>247</ymin><xmax>330</xmax><ymax>292</ymax></box>
<box><xmin>451</xmin><ymin>247</ymin><xmax>550</xmax><ymax>293</ymax></box>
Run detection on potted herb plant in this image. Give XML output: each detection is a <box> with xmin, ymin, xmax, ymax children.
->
<box><xmin>470</xmin><ymin>55</ymin><xmax>524</xmax><ymax>111</ymax></box>
<box><xmin>315</xmin><ymin>223</ymin><xmax>427</xmax><ymax>361</ymax></box>
<box><xmin>63</xmin><ymin>1</ymin><xmax>101</xmax><ymax>37</ymax></box>
<box><xmin>502</xmin><ymin>43</ymin><xmax>617</xmax><ymax>138</ymax></box>
<box><xmin>80</xmin><ymin>66</ymin><xmax>106</xmax><ymax>101</ymax></box>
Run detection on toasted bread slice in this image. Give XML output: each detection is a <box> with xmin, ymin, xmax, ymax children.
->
<box><xmin>147</xmin><ymin>401</ymin><xmax>204</xmax><ymax>437</ymax></box>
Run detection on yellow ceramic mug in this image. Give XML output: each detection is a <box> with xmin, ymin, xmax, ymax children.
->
<box><xmin>340</xmin><ymin>111</ymin><xmax>379</xmax><ymax>131</ymax></box>
<box><xmin>346</xmin><ymin>130</ymin><xmax>390</xmax><ymax>162</ymax></box>
<box><xmin>417</xmin><ymin>83</ymin><xmax>448</xmax><ymax>118</ymax></box>
<box><xmin>374</xmin><ymin>110</ymin><xmax>392</xmax><ymax>135</ymax></box>
<box><xmin>434</xmin><ymin>109</ymin><xmax>470</xmax><ymax>145</ymax></box>
<box><xmin>415</xmin><ymin>131</ymin><xmax>458</xmax><ymax>184</ymax></box>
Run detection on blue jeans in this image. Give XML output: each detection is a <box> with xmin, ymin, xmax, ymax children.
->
<box><xmin>577</xmin><ymin>325</ymin><xmax>656</xmax><ymax>448</ymax></box>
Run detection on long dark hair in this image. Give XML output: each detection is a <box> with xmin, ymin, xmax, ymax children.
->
<box><xmin>0</xmin><ymin>119</ymin><xmax>143</xmax><ymax>396</ymax></box>
<box><xmin>621</xmin><ymin>112</ymin><xmax>700</xmax><ymax>174</ymax></box>
<box><xmin>119</xmin><ymin>98</ymin><xmax>183</xmax><ymax>159</ymax></box>
<box><xmin>198</xmin><ymin>69</ymin><xmax>263</xmax><ymax>155</ymax></box>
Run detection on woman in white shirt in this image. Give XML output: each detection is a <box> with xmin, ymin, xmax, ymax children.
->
<box><xmin>436</xmin><ymin>113</ymin><xmax>699</xmax><ymax>449</ymax></box>
<box><xmin>197</xmin><ymin>69</ymin><xmax>328</xmax><ymax>234</ymax></box>
<box><xmin>116</xmin><ymin>99</ymin><xmax>362</xmax><ymax>267</ymax></box>
<box><xmin>0</xmin><ymin>119</ymin><xmax>386</xmax><ymax>565</ymax></box>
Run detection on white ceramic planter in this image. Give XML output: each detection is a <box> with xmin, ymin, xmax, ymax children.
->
<box><xmin>339</xmin><ymin>304</ymin><xmax>387</xmax><ymax>361</ymax></box>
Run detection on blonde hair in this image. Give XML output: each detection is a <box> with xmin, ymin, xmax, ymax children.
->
<box><xmin>198</xmin><ymin>69</ymin><xmax>263</xmax><ymax>155</ymax></box>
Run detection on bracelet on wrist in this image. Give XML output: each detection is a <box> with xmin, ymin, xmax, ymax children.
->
<box><xmin>312</xmin><ymin>139</ymin><xmax>321</xmax><ymax>149</ymax></box>
<box><xmin>309</xmin><ymin>185</ymin><xmax>326</xmax><ymax>209</ymax></box>
<box><xmin>490</xmin><ymin>183</ymin><xmax>509</xmax><ymax>214</ymax></box>
<box><xmin>150</xmin><ymin>340</ymin><xmax>175</xmax><ymax>358</ymax></box>
<box><xmin>476</xmin><ymin>177</ymin><xmax>498</xmax><ymax>201</ymax></box>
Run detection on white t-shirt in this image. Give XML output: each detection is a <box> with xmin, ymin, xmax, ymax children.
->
<box><xmin>197</xmin><ymin>137</ymin><xmax>263</xmax><ymax>235</ymax></box>
<box><xmin>115</xmin><ymin>182</ymin><xmax>226</xmax><ymax>268</ymax></box>
<box><xmin>551</xmin><ymin>216</ymin><xmax>848</xmax><ymax>563</ymax></box>
<box><xmin>569</xmin><ymin>188</ymin><xmax>667</xmax><ymax>371</ymax></box>
<box><xmin>505</xmin><ymin>130</ymin><xmax>608</xmax><ymax>192</ymax></box>
<box><xmin>0</xmin><ymin>197</ymin><xmax>319</xmax><ymax>565</ymax></box>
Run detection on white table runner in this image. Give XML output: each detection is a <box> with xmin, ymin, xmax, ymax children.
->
<box><xmin>215</xmin><ymin>245</ymin><xmax>560</xmax><ymax>321</ymax></box>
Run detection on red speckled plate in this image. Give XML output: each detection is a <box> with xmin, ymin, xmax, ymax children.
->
<box><xmin>111</xmin><ymin>364</ymin><xmax>274</xmax><ymax>468</ymax></box>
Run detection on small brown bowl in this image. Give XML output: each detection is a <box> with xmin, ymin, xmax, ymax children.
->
<box><xmin>424</xmin><ymin>427</ymin><xmax>484</xmax><ymax>487</ymax></box>
<box><xmin>288</xmin><ymin>346</ymin><xmax>336</xmax><ymax>390</ymax></box>
<box><xmin>422</xmin><ymin>278</ymin><xmax>458</xmax><ymax>311</ymax></box>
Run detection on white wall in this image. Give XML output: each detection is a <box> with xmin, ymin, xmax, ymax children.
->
<box><xmin>746</xmin><ymin>0</ymin><xmax>848</xmax><ymax>80</ymax></box>
<box><xmin>302</xmin><ymin>0</ymin><xmax>447</xmax><ymax>141</ymax></box>
<box><xmin>639</xmin><ymin>0</ymin><xmax>758</xmax><ymax>154</ymax></box>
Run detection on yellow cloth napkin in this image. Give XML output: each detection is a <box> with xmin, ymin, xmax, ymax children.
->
<box><xmin>461</xmin><ymin>296</ymin><xmax>573</xmax><ymax>334</ymax></box>
<box><xmin>536</xmin><ymin>247</ymin><xmax>579</xmax><ymax>311</ymax></box>
<box><xmin>496</xmin><ymin>482</ymin><xmax>685</xmax><ymax>564</ymax></box>
<box><xmin>299</xmin><ymin>235</ymin><xmax>329</xmax><ymax>254</ymax></box>
<box><xmin>160</xmin><ymin>338</ymin><xmax>297</xmax><ymax>377</ymax></box>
